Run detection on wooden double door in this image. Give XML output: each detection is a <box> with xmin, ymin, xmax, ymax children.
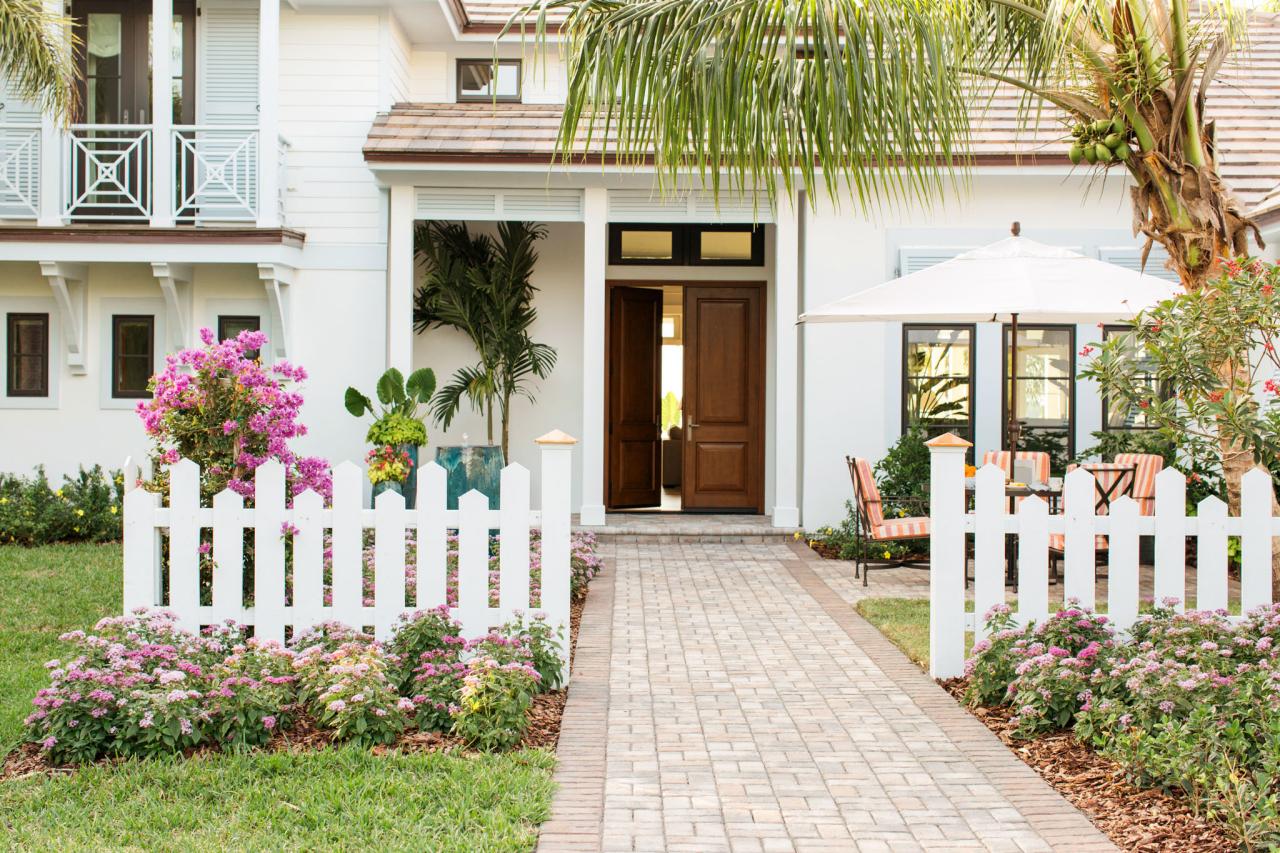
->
<box><xmin>607</xmin><ymin>282</ymin><xmax>766</xmax><ymax>512</ymax></box>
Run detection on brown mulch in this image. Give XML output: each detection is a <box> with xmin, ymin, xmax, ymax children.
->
<box><xmin>940</xmin><ymin>678</ymin><xmax>1238</xmax><ymax>852</ymax></box>
<box><xmin>2</xmin><ymin>584</ymin><xmax>593</xmax><ymax>781</ymax></box>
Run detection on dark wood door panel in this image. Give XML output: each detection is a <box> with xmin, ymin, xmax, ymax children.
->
<box><xmin>606</xmin><ymin>286</ymin><xmax>662</xmax><ymax>509</ymax></box>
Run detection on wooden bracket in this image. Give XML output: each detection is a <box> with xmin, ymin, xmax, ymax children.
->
<box><xmin>151</xmin><ymin>262</ymin><xmax>193</xmax><ymax>351</ymax></box>
<box><xmin>38</xmin><ymin>261</ymin><xmax>88</xmax><ymax>375</ymax></box>
<box><xmin>257</xmin><ymin>263</ymin><xmax>295</xmax><ymax>359</ymax></box>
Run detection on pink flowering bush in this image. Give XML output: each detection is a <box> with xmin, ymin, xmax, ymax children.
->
<box><xmin>294</xmin><ymin>640</ymin><xmax>410</xmax><ymax>748</ymax></box>
<box><xmin>387</xmin><ymin>606</ymin><xmax>464</xmax><ymax>693</ymax></box>
<box><xmin>136</xmin><ymin>328</ymin><xmax>331</xmax><ymax>502</ymax></box>
<box><xmin>500</xmin><ymin>612</ymin><xmax>566</xmax><ymax>691</ymax></box>
<box><xmin>451</xmin><ymin>655</ymin><xmax>541</xmax><ymax>751</ymax></box>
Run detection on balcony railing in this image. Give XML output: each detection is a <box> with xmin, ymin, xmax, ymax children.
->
<box><xmin>0</xmin><ymin>123</ymin><xmax>286</xmax><ymax>227</ymax></box>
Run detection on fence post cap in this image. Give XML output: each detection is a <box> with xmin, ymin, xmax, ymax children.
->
<box><xmin>535</xmin><ymin>429</ymin><xmax>579</xmax><ymax>446</ymax></box>
<box><xmin>924</xmin><ymin>432</ymin><xmax>973</xmax><ymax>449</ymax></box>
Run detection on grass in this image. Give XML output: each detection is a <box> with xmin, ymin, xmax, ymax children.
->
<box><xmin>853</xmin><ymin>598</ymin><xmax>973</xmax><ymax>669</ymax></box>
<box><xmin>0</xmin><ymin>542</ymin><xmax>558</xmax><ymax>851</ymax></box>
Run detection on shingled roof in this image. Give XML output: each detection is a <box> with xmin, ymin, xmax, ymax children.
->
<box><xmin>443</xmin><ymin>0</ymin><xmax>566</xmax><ymax>34</ymax></box>
<box><xmin>377</xmin><ymin>11</ymin><xmax>1280</xmax><ymax>210</ymax></box>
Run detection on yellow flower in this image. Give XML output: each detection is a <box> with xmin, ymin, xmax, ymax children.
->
<box><xmin>882</xmin><ymin>550</ymin><xmax>891</xmax><ymax>559</ymax></box>
<box><xmin>808</xmin><ymin>539</ymin><xmax>816</xmax><ymax>547</ymax></box>
<box><xmin>792</xmin><ymin>531</ymin><xmax>801</xmax><ymax>540</ymax></box>
<box><xmin>75</xmin><ymin>508</ymin><xmax>85</xmax><ymax>517</ymax></box>
<box><xmin>73</xmin><ymin>526</ymin><xmax>80</xmax><ymax>533</ymax></box>
<box><xmin>109</xmin><ymin>506</ymin><xmax>118</xmax><ymax>515</ymax></box>
<box><xmin>0</xmin><ymin>497</ymin><xmax>7</xmax><ymax>504</ymax></box>
<box><xmin>55</xmin><ymin>489</ymin><xmax>64</xmax><ymax>497</ymax></box>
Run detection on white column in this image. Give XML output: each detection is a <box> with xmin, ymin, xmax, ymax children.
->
<box><xmin>36</xmin><ymin>0</ymin><xmax>64</xmax><ymax>225</ymax></box>
<box><xmin>537</xmin><ymin>429</ymin><xmax>577</xmax><ymax>679</ymax></box>
<box><xmin>386</xmin><ymin>184</ymin><xmax>415</xmax><ymax>372</ymax></box>
<box><xmin>579</xmin><ymin>187</ymin><xmax>607</xmax><ymax>526</ymax></box>
<box><xmin>772</xmin><ymin>184</ymin><xmax>801</xmax><ymax>528</ymax></box>
<box><xmin>257</xmin><ymin>0</ymin><xmax>281</xmax><ymax>227</ymax></box>
<box><xmin>149</xmin><ymin>0</ymin><xmax>173</xmax><ymax>226</ymax></box>
<box><xmin>927</xmin><ymin>432</ymin><xmax>971</xmax><ymax>680</ymax></box>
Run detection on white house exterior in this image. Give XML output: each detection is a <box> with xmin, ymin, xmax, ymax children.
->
<box><xmin>3</xmin><ymin>0</ymin><xmax>1280</xmax><ymax>529</ymax></box>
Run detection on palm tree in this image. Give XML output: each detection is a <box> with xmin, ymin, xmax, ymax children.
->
<box><xmin>0</xmin><ymin>0</ymin><xmax>79</xmax><ymax>123</ymax></box>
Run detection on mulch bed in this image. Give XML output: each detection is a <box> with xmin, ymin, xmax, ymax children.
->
<box><xmin>2</xmin><ymin>587</ymin><xmax>591</xmax><ymax>782</ymax></box>
<box><xmin>939</xmin><ymin>678</ymin><xmax>1237</xmax><ymax>852</ymax></box>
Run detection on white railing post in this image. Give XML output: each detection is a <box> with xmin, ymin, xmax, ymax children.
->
<box><xmin>122</xmin><ymin>487</ymin><xmax>160</xmax><ymax>611</ymax></box>
<box><xmin>257</xmin><ymin>0</ymin><xmax>281</xmax><ymax>228</ymax></box>
<box><xmin>36</xmin><ymin>0</ymin><xmax>63</xmax><ymax>225</ymax></box>
<box><xmin>926</xmin><ymin>433</ymin><xmax>970</xmax><ymax>680</ymax></box>
<box><xmin>150</xmin><ymin>0</ymin><xmax>174</xmax><ymax>226</ymax></box>
<box><xmin>537</xmin><ymin>430</ymin><xmax>577</xmax><ymax>679</ymax></box>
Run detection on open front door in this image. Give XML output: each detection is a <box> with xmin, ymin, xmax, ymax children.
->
<box><xmin>682</xmin><ymin>283</ymin><xmax>765</xmax><ymax>511</ymax></box>
<box><xmin>607</xmin><ymin>286</ymin><xmax>663</xmax><ymax>508</ymax></box>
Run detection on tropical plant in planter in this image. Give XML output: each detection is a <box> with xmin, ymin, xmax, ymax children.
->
<box><xmin>345</xmin><ymin>367</ymin><xmax>436</xmax><ymax>506</ymax></box>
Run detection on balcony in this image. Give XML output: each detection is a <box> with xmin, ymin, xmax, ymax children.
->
<box><xmin>0</xmin><ymin>123</ymin><xmax>287</xmax><ymax>227</ymax></box>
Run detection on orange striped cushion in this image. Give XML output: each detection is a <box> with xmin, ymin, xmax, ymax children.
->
<box><xmin>981</xmin><ymin>450</ymin><xmax>1051</xmax><ymax>483</ymax></box>
<box><xmin>850</xmin><ymin>457</ymin><xmax>885</xmax><ymax>528</ymax></box>
<box><xmin>873</xmin><ymin>517</ymin><xmax>930</xmax><ymax>540</ymax></box>
<box><xmin>1113</xmin><ymin>453</ymin><xmax>1163</xmax><ymax>516</ymax></box>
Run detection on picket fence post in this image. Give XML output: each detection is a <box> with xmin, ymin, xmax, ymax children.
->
<box><xmin>456</xmin><ymin>489</ymin><xmax>490</xmax><ymax>640</ymax></box>
<box><xmin>972</xmin><ymin>464</ymin><xmax>1005</xmax><ymax>641</ymax></box>
<box><xmin>330</xmin><ymin>462</ymin><xmax>363</xmax><ymax>629</ymax></box>
<box><xmin>1241</xmin><ymin>468</ymin><xmax>1274</xmax><ymax>614</ymax></box>
<box><xmin>168</xmin><ymin>459</ymin><xmax>201</xmax><ymax>632</ymax></box>
<box><xmin>122</xmin><ymin>486</ymin><xmax>159</xmax><ymax>612</ymax></box>
<box><xmin>416</xmin><ymin>461</ymin><xmax>448</xmax><ymax>610</ymax></box>
<box><xmin>1153</xmin><ymin>468</ymin><xmax>1187</xmax><ymax>610</ymax></box>
<box><xmin>1062</xmin><ymin>467</ymin><xmax>1097</xmax><ymax>609</ymax></box>
<box><xmin>537</xmin><ymin>430</ymin><xmax>578</xmax><ymax>680</ymax></box>
<box><xmin>926</xmin><ymin>433</ymin><xmax>970</xmax><ymax>680</ymax></box>
<box><xmin>254</xmin><ymin>460</ymin><xmax>286</xmax><ymax>644</ymax></box>
<box><xmin>1107</xmin><ymin>496</ymin><xmax>1140</xmax><ymax>634</ymax></box>
<box><xmin>374</xmin><ymin>488</ymin><xmax>407</xmax><ymax>640</ymax></box>
<box><xmin>499</xmin><ymin>464</ymin><xmax>531</xmax><ymax>616</ymax></box>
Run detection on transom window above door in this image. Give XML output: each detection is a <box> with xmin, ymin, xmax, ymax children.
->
<box><xmin>608</xmin><ymin>224</ymin><xmax>764</xmax><ymax>266</ymax></box>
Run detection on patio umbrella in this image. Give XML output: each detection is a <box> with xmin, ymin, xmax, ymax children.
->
<box><xmin>799</xmin><ymin>224</ymin><xmax>1181</xmax><ymax>446</ymax></box>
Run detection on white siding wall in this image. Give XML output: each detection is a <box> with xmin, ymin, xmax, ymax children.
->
<box><xmin>386</xmin><ymin>13</ymin><xmax>412</xmax><ymax>106</ymax></box>
<box><xmin>406</xmin><ymin>43</ymin><xmax>566</xmax><ymax>103</ymax></box>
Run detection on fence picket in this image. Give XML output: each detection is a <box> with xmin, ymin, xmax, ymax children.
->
<box><xmin>538</xmin><ymin>436</ymin><xmax>575</xmax><ymax>678</ymax></box>
<box><xmin>1153</xmin><ymin>468</ymin><xmax>1187</xmax><ymax>610</ymax></box>
<box><xmin>330</xmin><ymin>462</ymin><xmax>363</xmax><ymax>629</ymax></box>
<box><xmin>122</xmin><ymin>487</ymin><xmax>159</xmax><ymax>611</ymax></box>
<box><xmin>1241</xmin><ymin>468</ymin><xmax>1273</xmax><ymax>614</ymax></box>
<box><xmin>499</xmin><ymin>464</ymin><xmax>531</xmax><ymax>616</ymax></box>
<box><xmin>1062</xmin><ymin>467</ymin><xmax>1097</xmax><ymax>609</ymax></box>
<box><xmin>373</xmin><ymin>489</ymin><xmax>407</xmax><ymax>640</ymax></box>
<box><xmin>457</xmin><ymin>490</ymin><xmax>490</xmax><ymax>639</ymax></box>
<box><xmin>1196</xmin><ymin>496</ymin><xmax>1228</xmax><ymax>613</ymax></box>
<box><xmin>293</xmin><ymin>489</ymin><xmax>324</xmax><ymax>629</ymax></box>
<box><xmin>211</xmin><ymin>489</ymin><xmax>244</xmax><ymax>622</ymax></box>
<box><xmin>168</xmin><ymin>459</ymin><xmax>201</xmax><ymax>631</ymax></box>
<box><xmin>1107</xmin><ymin>496</ymin><xmax>1139</xmax><ymax>633</ymax></box>
<box><xmin>416</xmin><ymin>462</ymin><xmax>448</xmax><ymax>610</ymax></box>
<box><xmin>973</xmin><ymin>464</ymin><xmax>1005</xmax><ymax>640</ymax></box>
<box><xmin>1016</xmin><ymin>496</ymin><xmax>1049</xmax><ymax>625</ymax></box>
<box><xmin>253</xmin><ymin>460</ymin><xmax>287</xmax><ymax>644</ymax></box>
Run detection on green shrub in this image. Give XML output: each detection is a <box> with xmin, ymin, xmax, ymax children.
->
<box><xmin>0</xmin><ymin>466</ymin><xmax>123</xmax><ymax>546</ymax></box>
<box><xmin>450</xmin><ymin>655</ymin><xmax>540</xmax><ymax>751</ymax></box>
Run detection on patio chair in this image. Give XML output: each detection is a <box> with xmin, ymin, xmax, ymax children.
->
<box><xmin>1112</xmin><ymin>453</ymin><xmax>1164</xmax><ymax>516</ymax></box>
<box><xmin>980</xmin><ymin>450</ymin><xmax>1051</xmax><ymax>485</ymax></box>
<box><xmin>1048</xmin><ymin>462</ymin><xmax>1137</xmax><ymax>579</ymax></box>
<box><xmin>846</xmin><ymin>456</ymin><xmax>930</xmax><ymax>587</ymax></box>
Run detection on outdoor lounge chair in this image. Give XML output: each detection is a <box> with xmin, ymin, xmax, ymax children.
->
<box><xmin>980</xmin><ymin>450</ymin><xmax>1051</xmax><ymax>486</ymax></box>
<box><xmin>846</xmin><ymin>456</ymin><xmax>930</xmax><ymax>587</ymax></box>
<box><xmin>1048</xmin><ymin>461</ymin><xmax>1139</xmax><ymax>579</ymax></box>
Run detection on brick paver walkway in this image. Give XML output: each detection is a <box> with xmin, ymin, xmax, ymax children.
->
<box><xmin>538</xmin><ymin>540</ymin><xmax>1116</xmax><ymax>853</ymax></box>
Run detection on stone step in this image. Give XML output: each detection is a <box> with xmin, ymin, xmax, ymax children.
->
<box><xmin>573</xmin><ymin>513</ymin><xmax>800</xmax><ymax>544</ymax></box>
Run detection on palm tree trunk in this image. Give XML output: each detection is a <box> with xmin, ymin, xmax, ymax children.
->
<box><xmin>500</xmin><ymin>390</ymin><xmax>512</xmax><ymax>462</ymax></box>
<box><xmin>486</xmin><ymin>401</ymin><xmax>494</xmax><ymax>446</ymax></box>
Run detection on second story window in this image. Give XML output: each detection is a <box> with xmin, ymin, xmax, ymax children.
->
<box><xmin>457</xmin><ymin>59</ymin><xmax>522</xmax><ymax>103</ymax></box>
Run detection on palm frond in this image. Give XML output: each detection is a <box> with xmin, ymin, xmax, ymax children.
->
<box><xmin>0</xmin><ymin>0</ymin><xmax>79</xmax><ymax>124</ymax></box>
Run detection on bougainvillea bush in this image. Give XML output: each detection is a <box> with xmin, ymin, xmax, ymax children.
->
<box><xmin>136</xmin><ymin>328</ymin><xmax>331</xmax><ymax>503</ymax></box>
<box><xmin>965</xmin><ymin>601</ymin><xmax>1280</xmax><ymax>849</ymax></box>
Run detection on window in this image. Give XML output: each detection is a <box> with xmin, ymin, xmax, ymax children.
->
<box><xmin>1102</xmin><ymin>325</ymin><xmax>1165</xmax><ymax>430</ymax></box>
<box><xmin>217</xmin><ymin>315</ymin><xmax>261</xmax><ymax>359</ymax></box>
<box><xmin>608</xmin><ymin>224</ymin><xmax>764</xmax><ymax>266</ymax></box>
<box><xmin>7</xmin><ymin>313</ymin><xmax>49</xmax><ymax>397</ymax></box>
<box><xmin>902</xmin><ymin>326</ymin><xmax>974</xmax><ymax>442</ymax></box>
<box><xmin>1003</xmin><ymin>325</ymin><xmax>1074</xmax><ymax>471</ymax></box>
<box><xmin>456</xmin><ymin>59</ymin><xmax>521</xmax><ymax>102</ymax></box>
<box><xmin>111</xmin><ymin>315</ymin><xmax>154</xmax><ymax>398</ymax></box>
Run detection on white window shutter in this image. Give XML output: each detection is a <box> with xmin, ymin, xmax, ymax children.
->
<box><xmin>897</xmin><ymin>247</ymin><xmax>971</xmax><ymax>277</ymax></box>
<box><xmin>0</xmin><ymin>78</ymin><xmax>42</xmax><ymax>217</ymax></box>
<box><xmin>1099</xmin><ymin>246</ymin><xmax>1180</xmax><ymax>282</ymax></box>
<box><xmin>199</xmin><ymin>3</ymin><xmax>260</xmax><ymax>126</ymax></box>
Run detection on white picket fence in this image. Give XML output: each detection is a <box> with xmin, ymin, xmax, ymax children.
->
<box><xmin>927</xmin><ymin>435</ymin><xmax>1278</xmax><ymax>679</ymax></box>
<box><xmin>122</xmin><ymin>433</ymin><xmax>577</xmax><ymax>673</ymax></box>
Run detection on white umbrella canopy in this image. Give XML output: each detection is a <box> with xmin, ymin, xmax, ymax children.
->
<box><xmin>800</xmin><ymin>235</ymin><xmax>1181</xmax><ymax>325</ymax></box>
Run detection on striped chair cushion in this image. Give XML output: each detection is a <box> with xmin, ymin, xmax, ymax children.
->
<box><xmin>1049</xmin><ymin>462</ymin><xmax>1128</xmax><ymax>552</ymax></box>
<box><xmin>981</xmin><ymin>450</ymin><xmax>1051</xmax><ymax>484</ymax></box>
<box><xmin>873</xmin><ymin>517</ymin><xmax>930</xmax><ymax>540</ymax></box>
<box><xmin>1113</xmin><ymin>453</ymin><xmax>1164</xmax><ymax>516</ymax></box>
<box><xmin>848</xmin><ymin>457</ymin><xmax>885</xmax><ymax>529</ymax></box>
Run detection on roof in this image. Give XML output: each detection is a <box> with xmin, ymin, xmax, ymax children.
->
<box><xmin>444</xmin><ymin>0</ymin><xmax>566</xmax><ymax>34</ymax></box>
<box><xmin>1256</xmin><ymin>182</ymin><xmax>1280</xmax><ymax>226</ymax></box>
<box><xmin>374</xmin><ymin>13</ymin><xmax>1280</xmax><ymax>210</ymax></box>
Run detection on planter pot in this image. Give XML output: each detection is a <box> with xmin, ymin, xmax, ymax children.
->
<box><xmin>370</xmin><ymin>444</ymin><xmax>419</xmax><ymax>509</ymax></box>
<box><xmin>435</xmin><ymin>444</ymin><xmax>505</xmax><ymax>510</ymax></box>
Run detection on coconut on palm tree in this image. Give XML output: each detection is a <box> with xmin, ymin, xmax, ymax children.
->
<box><xmin>0</xmin><ymin>0</ymin><xmax>79</xmax><ymax>122</ymax></box>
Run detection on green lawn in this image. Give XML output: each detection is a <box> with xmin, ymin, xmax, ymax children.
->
<box><xmin>0</xmin><ymin>543</ymin><xmax>557</xmax><ymax>851</ymax></box>
<box><xmin>854</xmin><ymin>598</ymin><xmax>972</xmax><ymax>669</ymax></box>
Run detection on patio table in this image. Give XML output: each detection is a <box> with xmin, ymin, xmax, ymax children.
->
<box><xmin>965</xmin><ymin>480</ymin><xmax>1063</xmax><ymax>585</ymax></box>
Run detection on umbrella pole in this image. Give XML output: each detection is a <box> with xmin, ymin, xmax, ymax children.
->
<box><xmin>1008</xmin><ymin>312</ymin><xmax>1021</xmax><ymax>451</ymax></box>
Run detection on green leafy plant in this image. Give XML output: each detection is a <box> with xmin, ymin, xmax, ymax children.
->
<box><xmin>0</xmin><ymin>465</ymin><xmax>123</xmax><ymax>546</ymax></box>
<box><xmin>500</xmin><ymin>613</ymin><xmax>566</xmax><ymax>692</ymax></box>
<box><xmin>414</xmin><ymin>221</ymin><xmax>557</xmax><ymax>460</ymax></box>
<box><xmin>874</xmin><ymin>427</ymin><xmax>930</xmax><ymax>502</ymax></box>
<box><xmin>345</xmin><ymin>367</ymin><xmax>436</xmax><ymax>447</ymax></box>
<box><xmin>450</xmin><ymin>655</ymin><xmax>540</xmax><ymax>751</ymax></box>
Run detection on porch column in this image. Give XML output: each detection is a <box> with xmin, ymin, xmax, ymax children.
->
<box><xmin>772</xmin><ymin>184</ymin><xmax>801</xmax><ymax>528</ymax></box>
<box><xmin>257</xmin><ymin>0</ymin><xmax>281</xmax><ymax>227</ymax></box>
<box><xmin>36</xmin><ymin>0</ymin><xmax>64</xmax><ymax>226</ymax></box>
<box><xmin>150</xmin><ymin>0</ymin><xmax>174</xmax><ymax>226</ymax></box>
<box><xmin>386</xmin><ymin>184</ymin><xmax>415</xmax><ymax>372</ymax></box>
<box><xmin>579</xmin><ymin>187</ymin><xmax>607</xmax><ymax>526</ymax></box>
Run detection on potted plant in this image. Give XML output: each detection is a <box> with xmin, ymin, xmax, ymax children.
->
<box><xmin>414</xmin><ymin>220</ymin><xmax>557</xmax><ymax>509</ymax></box>
<box><xmin>344</xmin><ymin>367</ymin><xmax>435</xmax><ymax>507</ymax></box>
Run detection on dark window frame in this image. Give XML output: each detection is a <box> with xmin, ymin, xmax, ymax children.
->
<box><xmin>218</xmin><ymin>314</ymin><xmax>262</xmax><ymax>359</ymax></box>
<box><xmin>111</xmin><ymin>314</ymin><xmax>154</xmax><ymax>399</ymax></box>
<box><xmin>1100</xmin><ymin>324</ymin><xmax>1168</xmax><ymax>431</ymax></box>
<box><xmin>1001</xmin><ymin>323</ymin><xmax>1076</xmax><ymax>462</ymax></box>
<box><xmin>607</xmin><ymin>223</ymin><xmax>765</xmax><ymax>266</ymax></box>
<box><xmin>901</xmin><ymin>323</ymin><xmax>976</xmax><ymax>443</ymax></box>
<box><xmin>455</xmin><ymin>58</ymin><xmax>522</xmax><ymax>103</ymax></box>
<box><xmin>6</xmin><ymin>312</ymin><xmax>50</xmax><ymax>398</ymax></box>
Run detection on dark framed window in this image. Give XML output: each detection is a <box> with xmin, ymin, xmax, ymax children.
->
<box><xmin>456</xmin><ymin>59</ymin><xmax>521</xmax><ymax>102</ymax></box>
<box><xmin>1003</xmin><ymin>324</ymin><xmax>1075</xmax><ymax>472</ymax></box>
<box><xmin>111</xmin><ymin>314</ymin><xmax>154</xmax><ymax>399</ymax></box>
<box><xmin>217</xmin><ymin>314</ymin><xmax>261</xmax><ymax>359</ymax></box>
<box><xmin>902</xmin><ymin>325</ymin><xmax>974</xmax><ymax>443</ymax></box>
<box><xmin>1101</xmin><ymin>325</ymin><xmax>1166</xmax><ymax>430</ymax></box>
<box><xmin>608</xmin><ymin>223</ymin><xmax>764</xmax><ymax>266</ymax></box>
<box><xmin>6</xmin><ymin>313</ymin><xmax>49</xmax><ymax>397</ymax></box>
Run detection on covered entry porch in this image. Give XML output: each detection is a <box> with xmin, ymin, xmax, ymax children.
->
<box><xmin>380</xmin><ymin>177</ymin><xmax>802</xmax><ymax>528</ymax></box>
